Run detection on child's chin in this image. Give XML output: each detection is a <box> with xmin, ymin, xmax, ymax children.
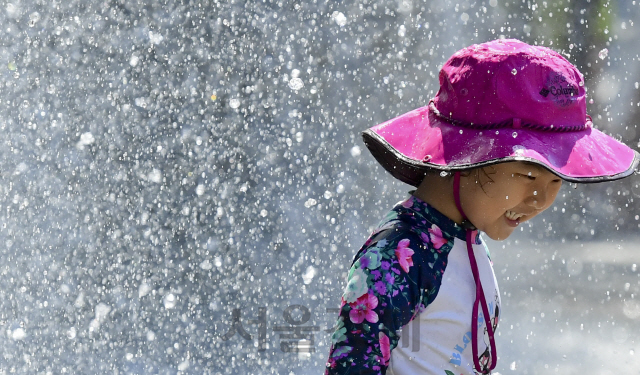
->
<box><xmin>484</xmin><ymin>228</ymin><xmax>515</xmax><ymax>241</ymax></box>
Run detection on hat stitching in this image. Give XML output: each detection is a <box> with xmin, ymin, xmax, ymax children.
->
<box><xmin>428</xmin><ymin>101</ymin><xmax>591</xmax><ymax>132</ymax></box>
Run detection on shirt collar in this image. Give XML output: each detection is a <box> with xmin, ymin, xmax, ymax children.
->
<box><xmin>394</xmin><ymin>194</ymin><xmax>481</xmax><ymax>244</ymax></box>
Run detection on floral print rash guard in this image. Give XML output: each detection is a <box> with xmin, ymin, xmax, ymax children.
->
<box><xmin>325</xmin><ymin>195</ymin><xmax>500</xmax><ymax>375</ymax></box>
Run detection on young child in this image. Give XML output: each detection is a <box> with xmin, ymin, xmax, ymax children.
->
<box><xmin>325</xmin><ymin>39</ymin><xmax>639</xmax><ymax>375</ymax></box>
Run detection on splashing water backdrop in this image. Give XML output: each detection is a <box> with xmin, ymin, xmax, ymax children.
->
<box><xmin>0</xmin><ymin>0</ymin><xmax>639</xmax><ymax>373</ymax></box>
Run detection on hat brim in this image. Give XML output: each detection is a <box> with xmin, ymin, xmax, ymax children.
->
<box><xmin>363</xmin><ymin>106</ymin><xmax>640</xmax><ymax>186</ymax></box>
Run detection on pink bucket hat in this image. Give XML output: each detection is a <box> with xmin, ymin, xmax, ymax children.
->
<box><xmin>363</xmin><ymin>39</ymin><xmax>640</xmax><ymax>186</ymax></box>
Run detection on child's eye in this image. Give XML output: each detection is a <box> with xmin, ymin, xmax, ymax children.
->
<box><xmin>517</xmin><ymin>173</ymin><xmax>536</xmax><ymax>180</ymax></box>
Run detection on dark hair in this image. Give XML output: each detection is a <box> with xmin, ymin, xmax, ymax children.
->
<box><xmin>467</xmin><ymin>166</ymin><xmax>496</xmax><ymax>194</ymax></box>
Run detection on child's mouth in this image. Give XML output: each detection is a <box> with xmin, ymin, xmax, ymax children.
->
<box><xmin>504</xmin><ymin>211</ymin><xmax>524</xmax><ymax>226</ymax></box>
<box><xmin>505</xmin><ymin>211</ymin><xmax>524</xmax><ymax>220</ymax></box>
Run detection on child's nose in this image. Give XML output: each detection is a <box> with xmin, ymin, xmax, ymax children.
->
<box><xmin>525</xmin><ymin>188</ymin><xmax>547</xmax><ymax>210</ymax></box>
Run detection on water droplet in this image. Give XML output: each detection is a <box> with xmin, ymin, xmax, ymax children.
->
<box><xmin>302</xmin><ymin>266</ymin><xmax>317</xmax><ymax>284</ymax></box>
<box><xmin>229</xmin><ymin>98</ymin><xmax>241</xmax><ymax>109</ymax></box>
<box><xmin>288</xmin><ymin>77</ymin><xmax>304</xmax><ymax>90</ymax></box>
<box><xmin>511</xmin><ymin>68</ymin><xmax>517</xmax><ymax>75</ymax></box>
<box><xmin>148</xmin><ymin>169</ymin><xmax>162</xmax><ymax>183</ymax></box>
<box><xmin>505</xmin><ymin>196</ymin><xmax>509</xmax><ymax>200</ymax></box>
<box><xmin>459</xmin><ymin>129</ymin><xmax>463</xmax><ymax>134</ymax></box>
<box><xmin>570</xmin><ymin>183</ymin><xmax>578</xmax><ymax>189</ymax></box>
<box><xmin>533</xmin><ymin>191</ymin><xmax>538</xmax><ymax>196</ymax></box>
<box><xmin>138</xmin><ymin>283</ymin><xmax>152</xmax><ymax>298</ymax></box>
<box><xmin>589</xmin><ymin>98</ymin><xmax>594</xmax><ymax>104</ymax></box>
<box><xmin>495</xmin><ymin>130</ymin><xmax>500</xmax><ymax>135</ymax></box>
<box><xmin>579</xmin><ymin>81</ymin><xmax>584</xmax><ymax>87</ymax></box>
<box><xmin>304</xmin><ymin>198</ymin><xmax>318</xmax><ymax>208</ymax></box>
<box><xmin>630</xmin><ymin>349</ymin><xmax>635</xmax><ymax>356</ymax></box>
<box><xmin>196</xmin><ymin>184</ymin><xmax>205</xmax><ymax>196</ymax></box>
<box><xmin>398</xmin><ymin>24</ymin><xmax>407</xmax><ymax>37</ymax></box>
<box><xmin>350</xmin><ymin>146</ymin><xmax>361</xmax><ymax>157</ymax></box>
<box><xmin>67</xmin><ymin>327</ymin><xmax>77</xmax><ymax>339</ymax></box>
<box><xmin>129</xmin><ymin>55</ymin><xmax>140</xmax><ymax>67</ymax></box>
<box><xmin>512</xmin><ymin>132</ymin><xmax>518</xmax><ymax>138</ymax></box>
<box><xmin>163</xmin><ymin>293</ymin><xmax>177</xmax><ymax>309</ymax></box>
<box><xmin>28</xmin><ymin>12</ymin><xmax>40</xmax><ymax>27</ymax></box>
<box><xmin>598</xmin><ymin>48</ymin><xmax>609</xmax><ymax>60</ymax></box>
<box><xmin>76</xmin><ymin>132</ymin><xmax>95</xmax><ymax>149</ymax></box>
<box><xmin>331</xmin><ymin>11</ymin><xmax>347</xmax><ymax>27</ymax></box>
<box><xmin>439</xmin><ymin>171</ymin><xmax>449</xmax><ymax>177</ymax></box>
<box><xmin>10</xmin><ymin>328</ymin><xmax>26</xmax><ymax>341</ymax></box>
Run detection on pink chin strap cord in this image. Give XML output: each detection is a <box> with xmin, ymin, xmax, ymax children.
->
<box><xmin>453</xmin><ymin>172</ymin><xmax>497</xmax><ymax>374</ymax></box>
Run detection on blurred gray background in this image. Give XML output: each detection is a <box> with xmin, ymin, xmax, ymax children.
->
<box><xmin>0</xmin><ymin>0</ymin><xmax>639</xmax><ymax>373</ymax></box>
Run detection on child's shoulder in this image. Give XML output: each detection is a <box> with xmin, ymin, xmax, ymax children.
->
<box><xmin>359</xmin><ymin>212</ymin><xmax>453</xmax><ymax>261</ymax></box>
<box><xmin>371</xmin><ymin>197</ymin><xmax>443</xmax><ymax>238</ymax></box>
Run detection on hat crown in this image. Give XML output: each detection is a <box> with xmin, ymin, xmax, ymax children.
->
<box><xmin>433</xmin><ymin>39</ymin><xmax>587</xmax><ymax>129</ymax></box>
<box><xmin>363</xmin><ymin>39</ymin><xmax>638</xmax><ymax>186</ymax></box>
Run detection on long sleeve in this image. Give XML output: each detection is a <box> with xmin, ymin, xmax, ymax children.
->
<box><xmin>325</xmin><ymin>223</ymin><xmax>451</xmax><ymax>374</ymax></box>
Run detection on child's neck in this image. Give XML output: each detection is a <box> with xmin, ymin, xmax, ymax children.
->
<box><xmin>413</xmin><ymin>174</ymin><xmax>464</xmax><ymax>225</ymax></box>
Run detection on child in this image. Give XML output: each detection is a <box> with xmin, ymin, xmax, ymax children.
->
<box><xmin>325</xmin><ymin>39</ymin><xmax>639</xmax><ymax>375</ymax></box>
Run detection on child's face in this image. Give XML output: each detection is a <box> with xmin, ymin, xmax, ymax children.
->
<box><xmin>460</xmin><ymin>162</ymin><xmax>562</xmax><ymax>241</ymax></box>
